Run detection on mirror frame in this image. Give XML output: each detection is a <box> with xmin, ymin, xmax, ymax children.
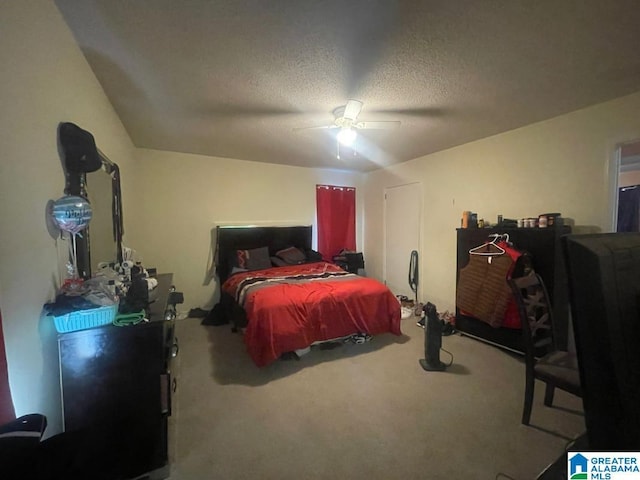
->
<box><xmin>70</xmin><ymin>151</ymin><xmax>124</xmax><ymax>279</ymax></box>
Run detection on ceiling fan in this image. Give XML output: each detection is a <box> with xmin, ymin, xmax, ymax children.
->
<box><xmin>295</xmin><ymin>100</ymin><xmax>400</xmax><ymax>158</ymax></box>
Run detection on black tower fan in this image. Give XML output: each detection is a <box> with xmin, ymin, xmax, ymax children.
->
<box><xmin>419</xmin><ymin>302</ymin><xmax>447</xmax><ymax>371</ymax></box>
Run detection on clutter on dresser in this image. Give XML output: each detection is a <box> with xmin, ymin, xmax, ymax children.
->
<box><xmin>45</xmin><ymin>253</ymin><xmax>165</xmax><ymax>332</ymax></box>
<box><xmin>119</xmin><ymin>264</ymin><xmax>150</xmax><ymax>314</ymax></box>
<box><xmin>460</xmin><ymin>210</ymin><xmax>564</xmax><ymax>230</ymax></box>
<box><xmin>45</xmin><ymin>275</ymin><xmax>120</xmax><ymax>333</ymax></box>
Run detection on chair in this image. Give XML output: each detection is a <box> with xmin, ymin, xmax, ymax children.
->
<box><xmin>0</xmin><ymin>310</ymin><xmax>48</xmax><ymax>477</ymax></box>
<box><xmin>508</xmin><ymin>273</ymin><xmax>582</xmax><ymax>425</ymax></box>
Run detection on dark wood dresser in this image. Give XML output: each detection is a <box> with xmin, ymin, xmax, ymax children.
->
<box><xmin>58</xmin><ymin>273</ymin><xmax>178</xmax><ymax>480</ymax></box>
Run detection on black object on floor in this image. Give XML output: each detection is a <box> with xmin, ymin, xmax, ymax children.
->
<box><xmin>188</xmin><ymin>307</ymin><xmax>209</xmax><ymax>318</ymax></box>
<box><xmin>201</xmin><ymin>303</ymin><xmax>229</xmax><ymax>326</ymax></box>
<box><xmin>419</xmin><ymin>302</ymin><xmax>447</xmax><ymax>372</ymax></box>
<box><xmin>280</xmin><ymin>351</ymin><xmax>301</xmax><ymax>361</ymax></box>
<box><xmin>442</xmin><ymin>322</ymin><xmax>455</xmax><ymax>336</ymax></box>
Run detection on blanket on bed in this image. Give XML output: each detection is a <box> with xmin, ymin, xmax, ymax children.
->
<box><xmin>222</xmin><ymin>262</ymin><xmax>402</xmax><ymax>366</ymax></box>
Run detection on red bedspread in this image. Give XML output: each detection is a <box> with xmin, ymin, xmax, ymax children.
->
<box><xmin>222</xmin><ymin>262</ymin><xmax>402</xmax><ymax>367</ymax></box>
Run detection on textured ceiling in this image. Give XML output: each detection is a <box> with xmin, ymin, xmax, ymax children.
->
<box><xmin>55</xmin><ymin>0</ymin><xmax>640</xmax><ymax>172</ymax></box>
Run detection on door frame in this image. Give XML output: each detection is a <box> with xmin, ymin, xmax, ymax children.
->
<box><xmin>608</xmin><ymin>144</ymin><xmax>622</xmax><ymax>232</ymax></box>
<box><xmin>382</xmin><ymin>181</ymin><xmax>423</xmax><ymax>300</ymax></box>
<box><xmin>609</xmin><ymin>139</ymin><xmax>640</xmax><ymax>232</ymax></box>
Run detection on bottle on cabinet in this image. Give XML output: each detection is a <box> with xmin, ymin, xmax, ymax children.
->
<box><xmin>461</xmin><ymin>211</ymin><xmax>479</xmax><ymax>228</ymax></box>
<box><xmin>461</xmin><ymin>211</ymin><xmax>470</xmax><ymax>228</ymax></box>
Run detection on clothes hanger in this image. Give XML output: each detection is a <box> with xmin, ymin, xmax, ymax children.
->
<box><xmin>488</xmin><ymin>233</ymin><xmax>511</xmax><ymax>245</ymax></box>
<box><xmin>469</xmin><ymin>234</ymin><xmax>506</xmax><ymax>256</ymax></box>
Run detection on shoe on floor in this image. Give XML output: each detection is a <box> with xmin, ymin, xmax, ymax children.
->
<box><xmin>189</xmin><ymin>307</ymin><xmax>209</xmax><ymax>318</ymax></box>
<box><xmin>347</xmin><ymin>333</ymin><xmax>372</xmax><ymax>344</ymax></box>
<box><xmin>442</xmin><ymin>322</ymin><xmax>455</xmax><ymax>336</ymax></box>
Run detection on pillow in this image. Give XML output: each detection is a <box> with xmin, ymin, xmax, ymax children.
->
<box><xmin>275</xmin><ymin>246</ymin><xmax>307</xmax><ymax>265</ymax></box>
<box><xmin>236</xmin><ymin>247</ymin><xmax>272</xmax><ymax>271</ymax></box>
<box><xmin>231</xmin><ymin>266</ymin><xmax>248</xmax><ymax>275</ymax></box>
<box><xmin>305</xmin><ymin>249</ymin><xmax>323</xmax><ymax>262</ymax></box>
<box><xmin>271</xmin><ymin>256</ymin><xmax>288</xmax><ymax>267</ymax></box>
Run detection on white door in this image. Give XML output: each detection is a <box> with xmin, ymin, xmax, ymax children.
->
<box><xmin>384</xmin><ymin>182</ymin><xmax>421</xmax><ymax>300</ymax></box>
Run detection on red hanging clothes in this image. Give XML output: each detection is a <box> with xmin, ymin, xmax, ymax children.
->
<box><xmin>497</xmin><ymin>241</ymin><xmax>524</xmax><ymax>329</ymax></box>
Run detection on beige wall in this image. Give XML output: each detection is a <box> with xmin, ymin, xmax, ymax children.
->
<box><xmin>364</xmin><ymin>91</ymin><xmax>640</xmax><ymax>313</ymax></box>
<box><xmin>127</xmin><ymin>149</ymin><xmax>364</xmax><ymax>310</ymax></box>
<box><xmin>0</xmin><ymin>1</ymin><xmax>136</xmax><ymax>435</ymax></box>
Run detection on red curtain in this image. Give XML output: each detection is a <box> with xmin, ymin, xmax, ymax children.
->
<box><xmin>316</xmin><ymin>185</ymin><xmax>356</xmax><ymax>261</ymax></box>
<box><xmin>0</xmin><ymin>310</ymin><xmax>16</xmax><ymax>424</ymax></box>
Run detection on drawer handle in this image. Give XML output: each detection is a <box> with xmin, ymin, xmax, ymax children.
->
<box><xmin>171</xmin><ymin>337</ymin><xmax>179</xmax><ymax>357</ymax></box>
<box><xmin>161</xmin><ymin>373</ymin><xmax>171</xmax><ymax>416</ymax></box>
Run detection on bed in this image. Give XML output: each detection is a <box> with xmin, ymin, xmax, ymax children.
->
<box><xmin>209</xmin><ymin>225</ymin><xmax>402</xmax><ymax>367</ymax></box>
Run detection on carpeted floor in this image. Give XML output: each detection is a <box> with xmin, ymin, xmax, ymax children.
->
<box><xmin>168</xmin><ymin>316</ymin><xmax>585</xmax><ymax>480</ymax></box>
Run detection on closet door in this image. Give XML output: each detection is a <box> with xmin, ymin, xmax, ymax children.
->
<box><xmin>384</xmin><ymin>182</ymin><xmax>421</xmax><ymax>299</ymax></box>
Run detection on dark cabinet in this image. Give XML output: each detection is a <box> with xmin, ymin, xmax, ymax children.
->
<box><xmin>455</xmin><ymin>227</ymin><xmax>571</xmax><ymax>353</ymax></box>
<box><xmin>58</xmin><ymin>273</ymin><xmax>176</xmax><ymax>480</ymax></box>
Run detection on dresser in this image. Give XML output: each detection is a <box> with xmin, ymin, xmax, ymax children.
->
<box><xmin>58</xmin><ymin>273</ymin><xmax>178</xmax><ymax>480</ymax></box>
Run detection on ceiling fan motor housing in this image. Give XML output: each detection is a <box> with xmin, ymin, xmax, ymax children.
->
<box><xmin>332</xmin><ymin>106</ymin><xmax>353</xmax><ymax>128</ymax></box>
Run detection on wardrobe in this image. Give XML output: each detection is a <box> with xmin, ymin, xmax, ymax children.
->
<box><xmin>455</xmin><ymin>226</ymin><xmax>571</xmax><ymax>353</ymax></box>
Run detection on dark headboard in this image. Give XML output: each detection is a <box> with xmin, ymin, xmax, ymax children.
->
<box><xmin>215</xmin><ymin>225</ymin><xmax>312</xmax><ymax>283</ymax></box>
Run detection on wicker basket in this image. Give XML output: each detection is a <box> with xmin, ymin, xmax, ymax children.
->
<box><xmin>53</xmin><ymin>304</ymin><xmax>118</xmax><ymax>333</ymax></box>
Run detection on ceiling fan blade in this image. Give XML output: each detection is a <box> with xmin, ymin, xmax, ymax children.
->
<box><xmin>372</xmin><ymin>107</ymin><xmax>445</xmax><ymax>117</ymax></box>
<box><xmin>355</xmin><ymin>120</ymin><xmax>401</xmax><ymax>130</ymax></box>
<box><xmin>343</xmin><ymin>100</ymin><xmax>363</xmax><ymax>121</ymax></box>
<box><xmin>293</xmin><ymin>124</ymin><xmax>338</xmax><ymax>132</ymax></box>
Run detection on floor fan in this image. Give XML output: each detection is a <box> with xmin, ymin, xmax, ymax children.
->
<box><xmin>419</xmin><ymin>304</ymin><xmax>447</xmax><ymax>372</ymax></box>
<box><xmin>408</xmin><ymin>251</ymin><xmax>447</xmax><ymax>371</ymax></box>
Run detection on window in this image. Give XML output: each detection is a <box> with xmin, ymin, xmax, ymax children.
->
<box><xmin>316</xmin><ymin>184</ymin><xmax>356</xmax><ymax>261</ymax></box>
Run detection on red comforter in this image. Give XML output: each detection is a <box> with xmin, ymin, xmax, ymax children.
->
<box><xmin>222</xmin><ymin>262</ymin><xmax>402</xmax><ymax>367</ymax></box>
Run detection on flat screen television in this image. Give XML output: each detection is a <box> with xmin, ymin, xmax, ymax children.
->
<box><xmin>563</xmin><ymin>233</ymin><xmax>640</xmax><ymax>449</ymax></box>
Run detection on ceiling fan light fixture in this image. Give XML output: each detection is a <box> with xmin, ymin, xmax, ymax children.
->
<box><xmin>337</xmin><ymin>127</ymin><xmax>357</xmax><ymax>146</ymax></box>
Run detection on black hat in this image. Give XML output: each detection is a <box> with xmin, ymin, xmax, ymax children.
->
<box><xmin>59</xmin><ymin>122</ymin><xmax>102</xmax><ymax>173</ymax></box>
